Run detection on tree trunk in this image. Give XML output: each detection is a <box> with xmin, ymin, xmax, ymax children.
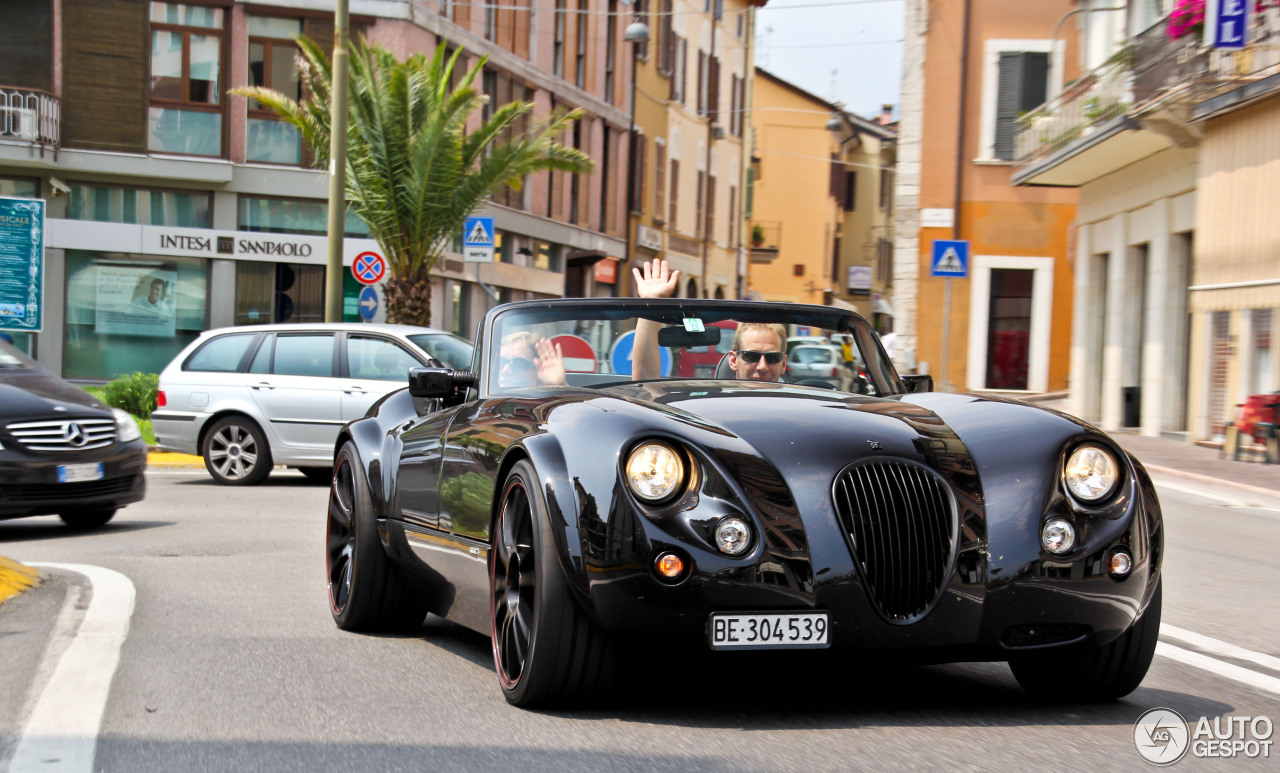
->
<box><xmin>383</xmin><ymin>275</ymin><xmax>433</xmax><ymax>327</ymax></box>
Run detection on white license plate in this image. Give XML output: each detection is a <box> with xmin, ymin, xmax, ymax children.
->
<box><xmin>58</xmin><ymin>463</ymin><xmax>104</xmax><ymax>483</ymax></box>
<box><xmin>708</xmin><ymin>612</ymin><xmax>830</xmax><ymax>650</ymax></box>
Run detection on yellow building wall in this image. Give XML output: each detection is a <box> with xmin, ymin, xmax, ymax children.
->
<box><xmin>748</xmin><ymin>71</ymin><xmax>839</xmax><ymax>305</ymax></box>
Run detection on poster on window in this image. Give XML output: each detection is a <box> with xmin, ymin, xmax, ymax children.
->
<box><xmin>94</xmin><ymin>265</ymin><xmax>178</xmax><ymax>337</ymax></box>
<box><xmin>0</xmin><ymin>196</ymin><xmax>44</xmax><ymax>332</ymax></box>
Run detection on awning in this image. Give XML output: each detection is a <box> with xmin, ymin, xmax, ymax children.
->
<box><xmin>873</xmin><ymin>296</ymin><xmax>894</xmax><ymax>316</ymax></box>
<box><xmin>827</xmin><ymin>297</ymin><xmax>861</xmax><ymax>314</ymax></box>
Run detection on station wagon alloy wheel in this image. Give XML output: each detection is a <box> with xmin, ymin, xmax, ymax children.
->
<box><xmin>202</xmin><ymin>417</ymin><xmax>272</xmax><ymax>485</ymax></box>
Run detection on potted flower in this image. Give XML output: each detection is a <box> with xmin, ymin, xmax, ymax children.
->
<box><xmin>1168</xmin><ymin>0</ymin><xmax>1205</xmax><ymax>41</ymax></box>
<box><xmin>751</xmin><ymin>223</ymin><xmax>765</xmax><ymax>247</ymax></box>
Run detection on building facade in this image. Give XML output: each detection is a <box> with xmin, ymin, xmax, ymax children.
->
<box><xmin>1013</xmin><ymin>1</ymin><xmax>1280</xmax><ymax>443</ymax></box>
<box><xmin>896</xmin><ymin>0</ymin><xmax>1079</xmax><ymax>391</ymax></box>
<box><xmin>0</xmin><ymin>0</ymin><xmax>633</xmax><ymax>380</ymax></box>
<box><xmin>626</xmin><ymin>0</ymin><xmax>761</xmax><ymax>301</ymax></box>
<box><xmin>830</xmin><ymin>108</ymin><xmax>897</xmax><ymax>332</ymax></box>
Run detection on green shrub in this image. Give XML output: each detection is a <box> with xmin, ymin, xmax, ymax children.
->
<box><xmin>102</xmin><ymin>372</ymin><xmax>159</xmax><ymax>419</ymax></box>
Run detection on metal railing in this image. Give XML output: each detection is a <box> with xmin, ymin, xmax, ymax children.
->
<box><xmin>1195</xmin><ymin>5</ymin><xmax>1280</xmax><ymax>103</ymax></box>
<box><xmin>1013</xmin><ymin>56</ymin><xmax>1134</xmax><ymax>166</ymax></box>
<box><xmin>0</xmin><ymin>86</ymin><xmax>60</xmax><ymax>156</ymax></box>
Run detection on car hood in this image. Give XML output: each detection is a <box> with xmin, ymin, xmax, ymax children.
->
<box><xmin>0</xmin><ymin>369</ymin><xmax>112</xmax><ymax>420</ymax></box>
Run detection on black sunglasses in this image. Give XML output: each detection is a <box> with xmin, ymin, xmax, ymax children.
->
<box><xmin>500</xmin><ymin>357</ymin><xmax>535</xmax><ymax>372</ymax></box>
<box><xmin>737</xmin><ymin>350</ymin><xmax>785</xmax><ymax>365</ymax></box>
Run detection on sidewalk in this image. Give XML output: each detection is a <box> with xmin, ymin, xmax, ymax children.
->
<box><xmin>1031</xmin><ymin>394</ymin><xmax>1280</xmax><ymax>496</ymax></box>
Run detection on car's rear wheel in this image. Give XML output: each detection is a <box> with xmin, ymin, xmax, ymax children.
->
<box><xmin>1009</xmin><ymin>578</ymin><xmax>1162</xmax><ymax>701</ymax></box>
<box><xmin>490</xmin><ymin>460</ymin><xmax>616</xmax><ymax>707</ymax></box>
<box><xmin>326</xmin><ymin>441</ymin><xmax>427</xmax><ymax>632</ymax></box>
<box><xmin>202</xmin><ymin>417</ymin><xmax>273</xmax><ymax>485</ymax></box>
<box><xmin>298</xmin><ymin>466</ymin><xmax>333</xmax><ymax>485</ymax></box>
<box><xmin>59</xmin><ymin>507</ymin><xmax>117</xmax><ymax>529</ymax></box>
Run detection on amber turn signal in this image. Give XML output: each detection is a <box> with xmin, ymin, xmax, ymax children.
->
<box><xmin>655</xmin><ymin>553</ymin><xmax>684</xmax><ymax>579</ymax></box>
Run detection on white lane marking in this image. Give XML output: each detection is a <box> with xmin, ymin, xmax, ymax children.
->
<box><xmin>1161</xmin><ymin>624</ymin><xmax>1280</xmax><ymax>674</ymax></box>
<box><xmin>7</xmin><ymin>564</ymin><xmax>136</xmax><ymax>773</ymax></box>
<box><xmin>1156</xmin><ymin>642</ymin><xmax>1280</xmax><ymax>700</ymax></box>
<box><xmin>1151</xmin><ymin>478</ymin><xmax>1280</xmax><ymax>516</ymax></box>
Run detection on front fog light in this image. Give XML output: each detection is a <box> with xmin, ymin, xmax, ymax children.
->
<box><xmin>1041</xmin><ymin>518</ymin><xmax>1076</xmax><ymax>555</ymax></box>
<box><xmin>715</xmin><ymin>517</ymin><xmax>752</xmax><ymax>555</ymax></box>
<box><xmin>1109</xmin><ymin>549</ymin><xmax>1133</xmax><ymax>577</ymax></box>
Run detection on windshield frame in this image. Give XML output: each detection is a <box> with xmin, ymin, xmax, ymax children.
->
<box><xmin>474</xmin><ymin>298</ymin><xmax>904</xmax><ymax>397</ymax></box>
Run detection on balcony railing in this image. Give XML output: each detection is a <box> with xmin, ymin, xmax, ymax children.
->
<box><xmin>0</xmin><ymin>86</ymin><xmax>60</xmax><ymax>156</ymax></box>
<box><xmin>1016</xmin><ymin>9</ymin><xmax>1280</xmax><ymax>173</ymax></box>
<box><xmin>748</xmin><ymin>220</ymin><xmax>781</xmax><ymax>263</ymax></box>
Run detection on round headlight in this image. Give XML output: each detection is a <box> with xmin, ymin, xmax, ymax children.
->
<box><xmin>1064</xmin><ymin>444</ymin><xmax>1119</xmax><ymax>502</ymax></box>
<box><xmin>714</xmin><ymin>517</ymin><xmax>752</xmax><ymax>555</ymax></box>
<box><xmin>625</xmin><ymin>442</ymin><xmax>685</xmax><ymax>502</ymax></box>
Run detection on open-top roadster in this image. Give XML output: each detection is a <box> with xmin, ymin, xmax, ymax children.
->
<box><xmin>325</xmin><ymin>298</ymin><xmax>1163</xmax><ymax>707</ymax></box>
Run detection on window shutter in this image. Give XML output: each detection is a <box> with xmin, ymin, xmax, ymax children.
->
<box><xmin>994</xmin><ymin>51</ymin><xmax>1048</xmax><ymax>161</ymax></box>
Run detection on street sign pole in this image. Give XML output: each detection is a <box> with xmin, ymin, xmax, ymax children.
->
<box><xmin>930</xmin><ymin>239</ymin><xmax>969</xmax><ymax>393</ymax></box>
<box><xmin>941</xmin><ymin>277</ymin><xmax>951</xmax><ymax>392</ymax></box>
<box><xmin>324</xmin><ymin>0</ymin><xmax>350</xmax><ymax>322</ymax></box>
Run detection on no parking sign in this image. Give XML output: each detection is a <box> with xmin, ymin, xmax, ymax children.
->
<box><xmin>352</xmin><ymin>251</ymin><xmax>386</xmax><ymax>285</ymax></box>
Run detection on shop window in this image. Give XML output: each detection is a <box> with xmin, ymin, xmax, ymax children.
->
<box><xmin>247</xmin><ymin>16</ymin><xmax>303</xmax><ymax>165</ymax></box>
<box><xmin>66</xmin><ymin>184</ymin><xmax>211</xmax><ymax>228</ymax></box>
<box><xmin>238</xmin><ymin>196</ymin><xmax>369</xmax><ymax>237</ymax></box>
<box><xmin>0</xmin><ymin>177</ymin><xmax>39</xmax><ymax>198</ymax></box>
<box><xmin>148</xmin><ymin>2</ymin><xmax>225</xmax><ymax>157</ymax></box>
<box><xmin>63</xmin><ymin>251</ymin><xmax>208</xmax><ymax>380</ymax></box>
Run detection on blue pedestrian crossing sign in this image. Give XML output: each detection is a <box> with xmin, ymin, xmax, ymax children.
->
<box><xmin>463</xmin><ymin>216</ymin><xmax>495</xmax><ymax>262</ymax></box>
<box><xmin>931</xmin><ymin>239</ymin><xmax>969</xmax><ymax>278</ymax></box>
<box><xmin>358</xmin><ymin>285</ymin><xmax>378</xmax><ymax>321</ymax></box>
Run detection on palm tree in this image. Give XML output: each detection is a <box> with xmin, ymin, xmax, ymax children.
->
<box><xmin>234</xmin><ymin>37</ymin><xmax>594</xmax><ymax>325</ymax></box>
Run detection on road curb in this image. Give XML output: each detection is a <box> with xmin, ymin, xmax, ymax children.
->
<box><xmin>1143</xmin><ymin>463</ymin><xmax>1280</xmax><ymax>498</ymax></box>
<box><xmin>0</xmin><ymin>555</ymin><xmax>41</xmax><ymax>605</ymax></box>
<box><xmin>147</xmin><ymin>449</ymin><xmax>204</xmax><ymax>468</ymax></box>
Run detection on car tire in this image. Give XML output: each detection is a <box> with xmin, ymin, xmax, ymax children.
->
<box><xmin>202</xmin><ymin>417</ymin><xmax>273</xmax><ymax>486</ymax></box>
<box><xmin>58</xmin><ymin>507</ymin><xmax>117</xmax><ymax>529</ymax></box>
<box><xmin>326</xmin><ymin>441</ymin><xmax>428</xmax><ymax>632</ymax></box>
<box><xmin>298</xmin><ymin>466</ymin><xmax>333</xmax><ymax>485</ymax></box>
<box><xmin>490</xmin><ymin>459</ymin><xmax>616</xmax><ymax>708</ymax></box>
<box><xmin>1009</xmin><ymin>578</ymin><xmax>1162</xmax><ymax>701</ymax></box>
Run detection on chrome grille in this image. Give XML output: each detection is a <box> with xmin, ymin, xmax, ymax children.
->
<box><xmin>833</xmin><ymin>460</ymin><xmax>958</xmax><ymax>624</ymax></box>
<box><xmin>6</xmin><ymin>418</ymin><xmax>117</xmax><ymax>451</ymax></box>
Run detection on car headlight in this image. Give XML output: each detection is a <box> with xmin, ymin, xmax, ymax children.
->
<box><xmin>625</xmin><ymin>441</ymin><xmax>685</xmax><ymax>502</ymax></box>
<box><xmin>113</xmin><ymin>408</ymin><xmax>142</xmax><ymax>443</ymax></box>
<box><xmin>1064</xmin><ymin>444</ymin><xmax>1119</xmax><ymax>501</ymax></box>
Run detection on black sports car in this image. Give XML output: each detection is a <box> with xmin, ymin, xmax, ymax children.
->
<box><xmin>325</xmin><ymin>299</ymin><xmax>1163</xmax><ymax>707</ymax></box>
<box><xmin>0</xmin><ymin>339</ymin><xmax>148</xmax><ymax>528</ymax></box>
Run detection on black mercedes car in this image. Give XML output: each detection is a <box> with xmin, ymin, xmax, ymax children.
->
<box><xmin>325</xmin><ymin>299</ymin><xmax>1163</xmax><ymax>708</ymax></box>
<box><xmin>0</xmin><ymin>340</ymin><xmax>147</xmax><ymax>528</ymax></box>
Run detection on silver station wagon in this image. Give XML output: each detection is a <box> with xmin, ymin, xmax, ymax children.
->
<box><xmin>152</xmin><ymin>323</ymin><xmax>473</xmax><ymax>485</ymax></box>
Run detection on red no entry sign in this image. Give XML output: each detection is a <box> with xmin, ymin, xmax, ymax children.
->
<box><xmin>352</xmin><ymin>251</ymin><xmax>386</xmax><ymax>285</ymax></box>
<box><xmin>550</xmin><ymin>334</ymin><xmax>597</xmax><ymax>373</ymax></box>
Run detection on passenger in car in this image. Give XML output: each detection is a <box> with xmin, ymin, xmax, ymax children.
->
<box><xmin>497</xmin><ymin>331</ymin><xmax>566</xmax><ymax>388</ymax></box>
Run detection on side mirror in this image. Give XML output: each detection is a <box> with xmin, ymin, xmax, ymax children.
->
<box><xmin>408</xmin><ymin>367</ymin><xmax>477</xmax><ymax>398</ymax></box>
<box><xmin>901</xmin><ymin>374</ymin><xmax>933</xmax><ymax>394</ymax></box>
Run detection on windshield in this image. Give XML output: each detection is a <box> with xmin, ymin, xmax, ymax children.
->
<box><xmin>407</xmin><ymin>332</ymin><xmax>475</xmax><ymax>370</ymax></box>
<box><xmin>485</xmin><ymin>300</ymin><xmax>899</xmax><ymax>396</ymax></box>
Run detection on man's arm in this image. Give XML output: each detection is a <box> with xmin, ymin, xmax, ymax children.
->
<box><xmin>631</xmin><ymin>259</ymin><xmax>680</xmax><ymax>381</ymax></box>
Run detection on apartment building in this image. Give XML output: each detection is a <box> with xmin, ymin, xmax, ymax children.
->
<box><xmin>627</xmin><ymin>0</ymin><xmax>762</xmax><ymax>300</ymax></box>
<box><xmin>830</xmin><ymin>108</ymin><xmax>897</xmax><ymax>333</ymax></box>
<box><xmin>0</xmin><ymin>0</ymin><xmax>632</xmax><ymax>380</ymax></box>
<box><xmin>896</xmin><ymin>0</ymin><xmax>1078</xmax><ymax>391</ymax></box>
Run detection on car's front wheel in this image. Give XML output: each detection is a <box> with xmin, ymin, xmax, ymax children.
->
<box><xmin>490</xmin><ymin>459</ymin><xmax>616</xmax><ymax>707</ymax></box>
<box><xmin>1009</xmin><ymin>578</ymin><xmax>1162</xmax><ymax>701</ymax></box>
<box><xmin>59</xmin><ymin>507</ymin><xmax>117</xmax><ymax>529</ymax></box>
<box><xmin>326</xmin><ymin>441</ymin><xmax>428</xmax><ymax>632</ymax></box>
<box><xmin>202</xmin><ymin>416</ymin><xmax>273</xmax><ymax>485</ymax></box>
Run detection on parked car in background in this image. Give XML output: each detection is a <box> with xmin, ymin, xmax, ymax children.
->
<box><xmin>786</xmin><ymin>344</ymin><xmax>844</xmax><ymax>387</ymax></box>
<box><xmin>0</xmin><ymin>339</ymin><xmax>147</xmax><ymax>528</ymax></box>
<box><xmin>152</xmin><ymin>323</ymin><xmax>473</xmax><ymax>485</ymax></box>
<box><xmin>785</xmin><ymin>334</ymin><xmax>829</xmax><ymax>354</ymax></box>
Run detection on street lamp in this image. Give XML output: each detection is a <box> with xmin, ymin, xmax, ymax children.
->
<box><xmin>624</xmin><ymin>18</ymin><xmax>650</xmax><ymax>289</ymax></box>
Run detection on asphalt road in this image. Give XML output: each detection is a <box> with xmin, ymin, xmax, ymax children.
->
<box><xmin>1</xmin><ymin>468</ymin><xmax>1277</xmax><ymax>772</ymax></box>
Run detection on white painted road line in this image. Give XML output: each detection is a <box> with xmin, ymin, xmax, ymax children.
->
<box><xmin>1156</xmin><ymin>642</ymin><xmax>1280</xmax><ymax>700</ymax></box>
<box><xmin>7</xmin><ymin>564</ymin><xmax>136</xmax><ymax>773</ymax></box>
<box><xmin>1151</xmin><ymin>477</ymin><xmax>1280</xmax><ymax>516</ymax></box>
<box><xmin>1161</xmin><ymin>624</ymin><xmax>1280</xmax><ymax>675</ymax></box>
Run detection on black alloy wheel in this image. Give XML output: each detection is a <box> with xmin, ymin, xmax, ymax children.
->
<box><xmin>202</xmin><ymin>417</ymin><xmax>273</xmax><ymax>485</ymax></box>
<box><xmin>326</xmin><ymin>442</ymin><xmax>427</xmax><ymax>632</ymax></box>
<box><xmin>490</xmin><ymin>460</ymin><xmax>616</xmax><ymax>707</ymax></box>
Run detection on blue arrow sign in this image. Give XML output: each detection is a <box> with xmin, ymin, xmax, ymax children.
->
<box><xmin>609</xmin><ymin>330</ymin><xmax>672</xmax><ymax>377</ymax></box>
<box><xmin>358</xmin><ymin>285</ymin><xmax>378</xmax><ymax>321</ymax></box>
<box><xmin>464</xmin><ymin>216</ymin><xmax>495</xmax><ymax>247</ymax></box>
<box><xmin>931</xmin><ymin>239</ymin><xmax>969</xmax><ymax>278</ymax></box>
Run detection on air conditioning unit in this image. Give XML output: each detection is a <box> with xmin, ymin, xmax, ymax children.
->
<box><xmin>711</xmin><ymin>124</ymin><xmax>726</xmax><ymax>140</ymax></box>
<box><xmin>3</xmin><ymin>107</ymin><xmax>37</xmax><ymax>140</ymax></box>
